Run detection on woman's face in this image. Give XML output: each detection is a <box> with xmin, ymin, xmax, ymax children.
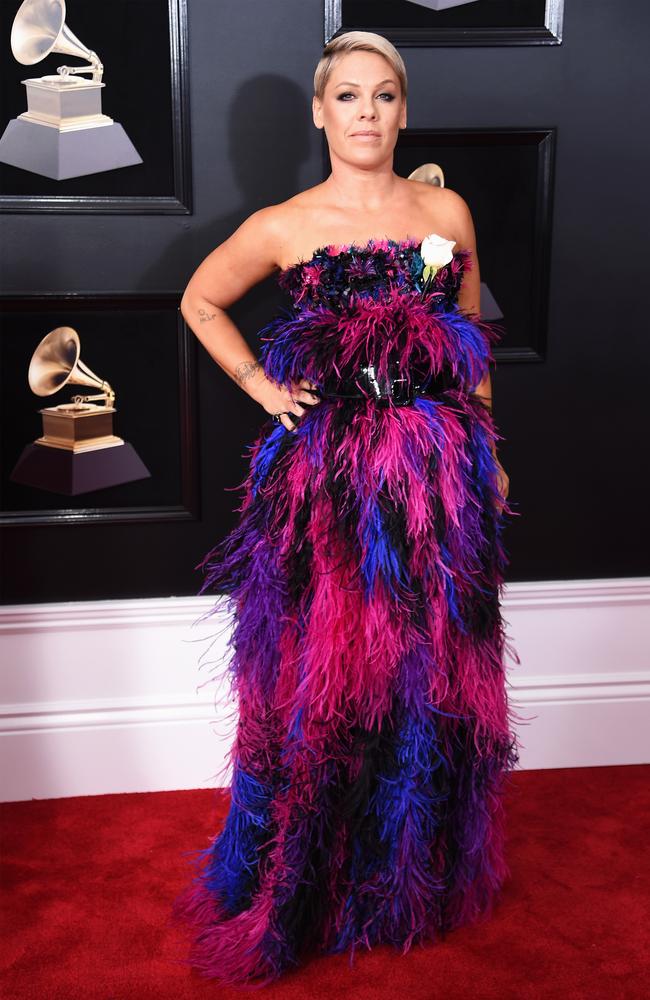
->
<box><xmin>313</xmin><ymin>51</ymin><xmax>406</xmax><ymax>166</ymax></box>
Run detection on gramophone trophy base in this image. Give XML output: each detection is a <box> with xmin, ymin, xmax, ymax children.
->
<box><xmin>10</xmin><ymin>402</ymin><xmax>150</xmax><ymax>495</ymax></box>
<box><xmin>10</xmin><ymin>441</ymin><xmax>151</xmax><ymax>496</ymax></box>
<box><xmin>38</xmin><ymin>403</ymin><xmax>122</xmax><ymax>452</ymax></box>
<box><xmin>0</xmin><ymin>117</ymin><xmax>142</xmax><ymax>180</ymax></box>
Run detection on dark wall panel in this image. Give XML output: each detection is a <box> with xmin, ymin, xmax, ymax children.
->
<box><xmin>1</xmin><ymin>0</ymin><xmax>648</xmax><ymax>602</ymax></box>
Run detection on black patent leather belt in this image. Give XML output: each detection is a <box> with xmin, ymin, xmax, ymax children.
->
<box><xmin>314</xmin><ymin>364</ymin><xmax>456</xmax><ymax>407</ymax></box>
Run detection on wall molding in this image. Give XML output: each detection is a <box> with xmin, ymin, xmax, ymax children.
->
<box><xmin>1</xmin><ymin>578</ymin><xmax>649</xmax><ymax>802</ymax></box>
<box><xmin>3</xmin><ymin>671</ymin><xmax>650</xmax><ymax>735</ymax></box>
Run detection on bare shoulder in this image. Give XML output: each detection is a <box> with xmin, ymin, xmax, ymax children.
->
<box><xmin>406</xmin><ymin>180</ymin><xmax>474</xmax><ymax>250</ymax></box>
<box><xmin>217</xmin><ymin>185</ymin><xmax>325</xmax><ymax>274</ymax></box>
<box><xmin>180</xmin><ymin>199</ymin><xmax>302</xmax><ymax>310</ymax></box>
<box><xmin>269</xmin><ymin>184</ymin><xmax>331</xmax><ymax>268</ymax></box>
<box><xmin>425</xmin><ymin>184</ymin><xmax>476</xmax><ymax>250</ymax></box>
<box><xmin>222</xmin><ymin>200</ymin><xmax>288</xmax><ymax>269</ymax></box>
<box><xmin>181</xmin><ymin>182</ymin><xmax>333</xmax><ymax>310</ymax></box>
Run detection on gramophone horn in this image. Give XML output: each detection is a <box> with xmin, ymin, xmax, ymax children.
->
<box><xmin>28</xmin><ymin>326</ymin><xmax>113</xmax><ymax>404</ymax></box>
<box><xmin>11</xmin><ymin>0</ymin><xmax>103</xmax><ymax>81</ymax></box>
<box><xmin>408</xmin><ymin>163</ymin><xmax>445</xmax><ymax>188</ymax></box>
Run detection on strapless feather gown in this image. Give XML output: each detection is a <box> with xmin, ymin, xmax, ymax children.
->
<box><xmin>171</xmin><ymin>236</ymin><xmax>521</xmax><ymax>985</ymax></box>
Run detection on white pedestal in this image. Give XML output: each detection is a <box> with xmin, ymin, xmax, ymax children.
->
<box><xmin>0</xmin><ymin>74</ymin><xmax>142</xmax><ymax>179</ymax></box>
<box><xmin>0</xmin><ymin>116</ymin><xmax>142</xmax><ymax>179</ymax></box>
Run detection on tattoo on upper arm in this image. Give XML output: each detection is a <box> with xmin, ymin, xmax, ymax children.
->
<box><xmin>235</xmin><ymin>361</ymin><xmax>263</xmax><ymax>386</ymax></box>
<box><xmin>198</xmin><ymin>308</ymin><xmax>218</xmax><ymax>323</ymax></box>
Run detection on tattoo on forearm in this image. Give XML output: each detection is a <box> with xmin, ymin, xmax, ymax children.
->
<box><xmin>198</xmin><ymin>308</ymin><xmax>218</xmax><ymax>323</ymax></box>
<box><xmin>235</xmin><ymin>360</ymin><xmax>263</xmax><ymax>386</ymax></box>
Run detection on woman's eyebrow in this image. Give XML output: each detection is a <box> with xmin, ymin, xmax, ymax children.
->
<box><xmin>335</xmin><ymin>79</ymin><xmax>396</xmax><ymax>87</ymax></box>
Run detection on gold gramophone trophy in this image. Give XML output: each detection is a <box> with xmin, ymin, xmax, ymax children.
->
<box><xmin>0</xmin><ymin>0</ymin><xmax>142</xmax><ymax>179</ymax></box>
<box><xmin>10</xmin><ymin>326</ymin><xmax>150</xmax><ymax>495</ymax></box>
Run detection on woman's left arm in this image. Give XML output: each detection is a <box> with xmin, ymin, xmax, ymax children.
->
<box><xmin>445</xmin><ymin>189</ymin><xmax>509</xmax><ymax>504</ymax></box>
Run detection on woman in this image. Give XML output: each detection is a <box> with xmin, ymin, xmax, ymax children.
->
<box><xmin>172</xmin><ymin>30</ymin><xmax>521</xmax><ymax>986</ymax></box>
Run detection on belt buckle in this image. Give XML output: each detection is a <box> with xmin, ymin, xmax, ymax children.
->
<box><xmin>389</xmin><ymin>374</ymin><xmax>413</xmax><ymax>407</ymax></box>
<box><xmin>358</xmin><ymin>364</ymin><xmax>415</xmax><ymax>407</ymax></box>
<box><xmin>359</xmin><ymin>364</ymin><xmax>386</xmax><ymax>404</ymax></box>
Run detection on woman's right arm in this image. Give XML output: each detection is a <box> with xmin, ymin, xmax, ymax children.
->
<box><xmin>180</xmin><ymin>206</ymin><xmax>317</xmax><ymax>429</ymax></box>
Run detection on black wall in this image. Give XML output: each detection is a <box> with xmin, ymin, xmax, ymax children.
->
<box><xmin>1</xmin><ymin>0</ymin><xmax>649</xmax><ymax>603</ymax></box>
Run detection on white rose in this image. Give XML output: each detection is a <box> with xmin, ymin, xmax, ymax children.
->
<box><xmin>419</xmin><ymin>232</ymin><xmax>456</xmax><ymax>284</ymax></box>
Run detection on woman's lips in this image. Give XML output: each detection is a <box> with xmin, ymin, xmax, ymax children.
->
<box><xmin>350</xmin><ymin>132</ymin><xmax>381</xmax><ymax>140</ymax></box>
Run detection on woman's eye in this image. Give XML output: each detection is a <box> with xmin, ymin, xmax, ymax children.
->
<box><xmin>337</xmin><ymin>92</ymin><xmax>395</xmax><ymax>101</ymax></box>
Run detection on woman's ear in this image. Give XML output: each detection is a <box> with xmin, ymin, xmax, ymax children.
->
<box><xmin>312</xmin><ymin>95</ymin><xmax>323</xmax><ymax>130</ymax></box>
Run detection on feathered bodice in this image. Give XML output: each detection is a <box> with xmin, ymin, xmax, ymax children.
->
<box><xmin>277</xmin><ymin>236</ymin><xmax>468</xmax><ymax>310</ymax></box>
<box><xmin>258</xmin><ymin>236</ymin><xmax>499</xmax><ymax>398</ymax></box>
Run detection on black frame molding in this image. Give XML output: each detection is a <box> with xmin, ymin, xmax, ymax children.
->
<box><xmin>325</xmin><ymin>0</ymin><xmax>564</xmax><ymax>46</ymax></box>
<box><xmin>0</xmin><ymin>291</ymin><xmax>199</xmax><ymax>526</ymax></box>
<box><xmin>0</xmin><ymin>0</ymin><xmax>192</xmax><ymax>215</ymax></box>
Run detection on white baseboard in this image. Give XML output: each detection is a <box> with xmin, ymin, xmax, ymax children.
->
<box><xmin>1</xmin><ymin>578</ymin><xmax>649</xmax><ymax>802</ymax></box>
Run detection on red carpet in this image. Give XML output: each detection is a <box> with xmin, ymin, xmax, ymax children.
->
<box><xmin>1</xmin><ymin>764</ymin><xmax>647</xmax><ymax>999</ymax></box>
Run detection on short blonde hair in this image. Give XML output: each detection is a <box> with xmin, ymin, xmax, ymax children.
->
<box><xmin>313</xmin><ymin>30</ymin><xmax>407</xmax><ymax>102</ymax></box>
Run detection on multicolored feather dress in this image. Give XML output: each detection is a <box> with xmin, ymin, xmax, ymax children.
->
<box><xmin>171</xmin><ymin>236</ymin><xmax>521</xmax><ymax>986</ymax></box>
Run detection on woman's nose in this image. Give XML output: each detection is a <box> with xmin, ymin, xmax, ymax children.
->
<box><xmin>358</xmin><ymin>103</ymin><xmax>377</xmax><ymax>119</ymax></box>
